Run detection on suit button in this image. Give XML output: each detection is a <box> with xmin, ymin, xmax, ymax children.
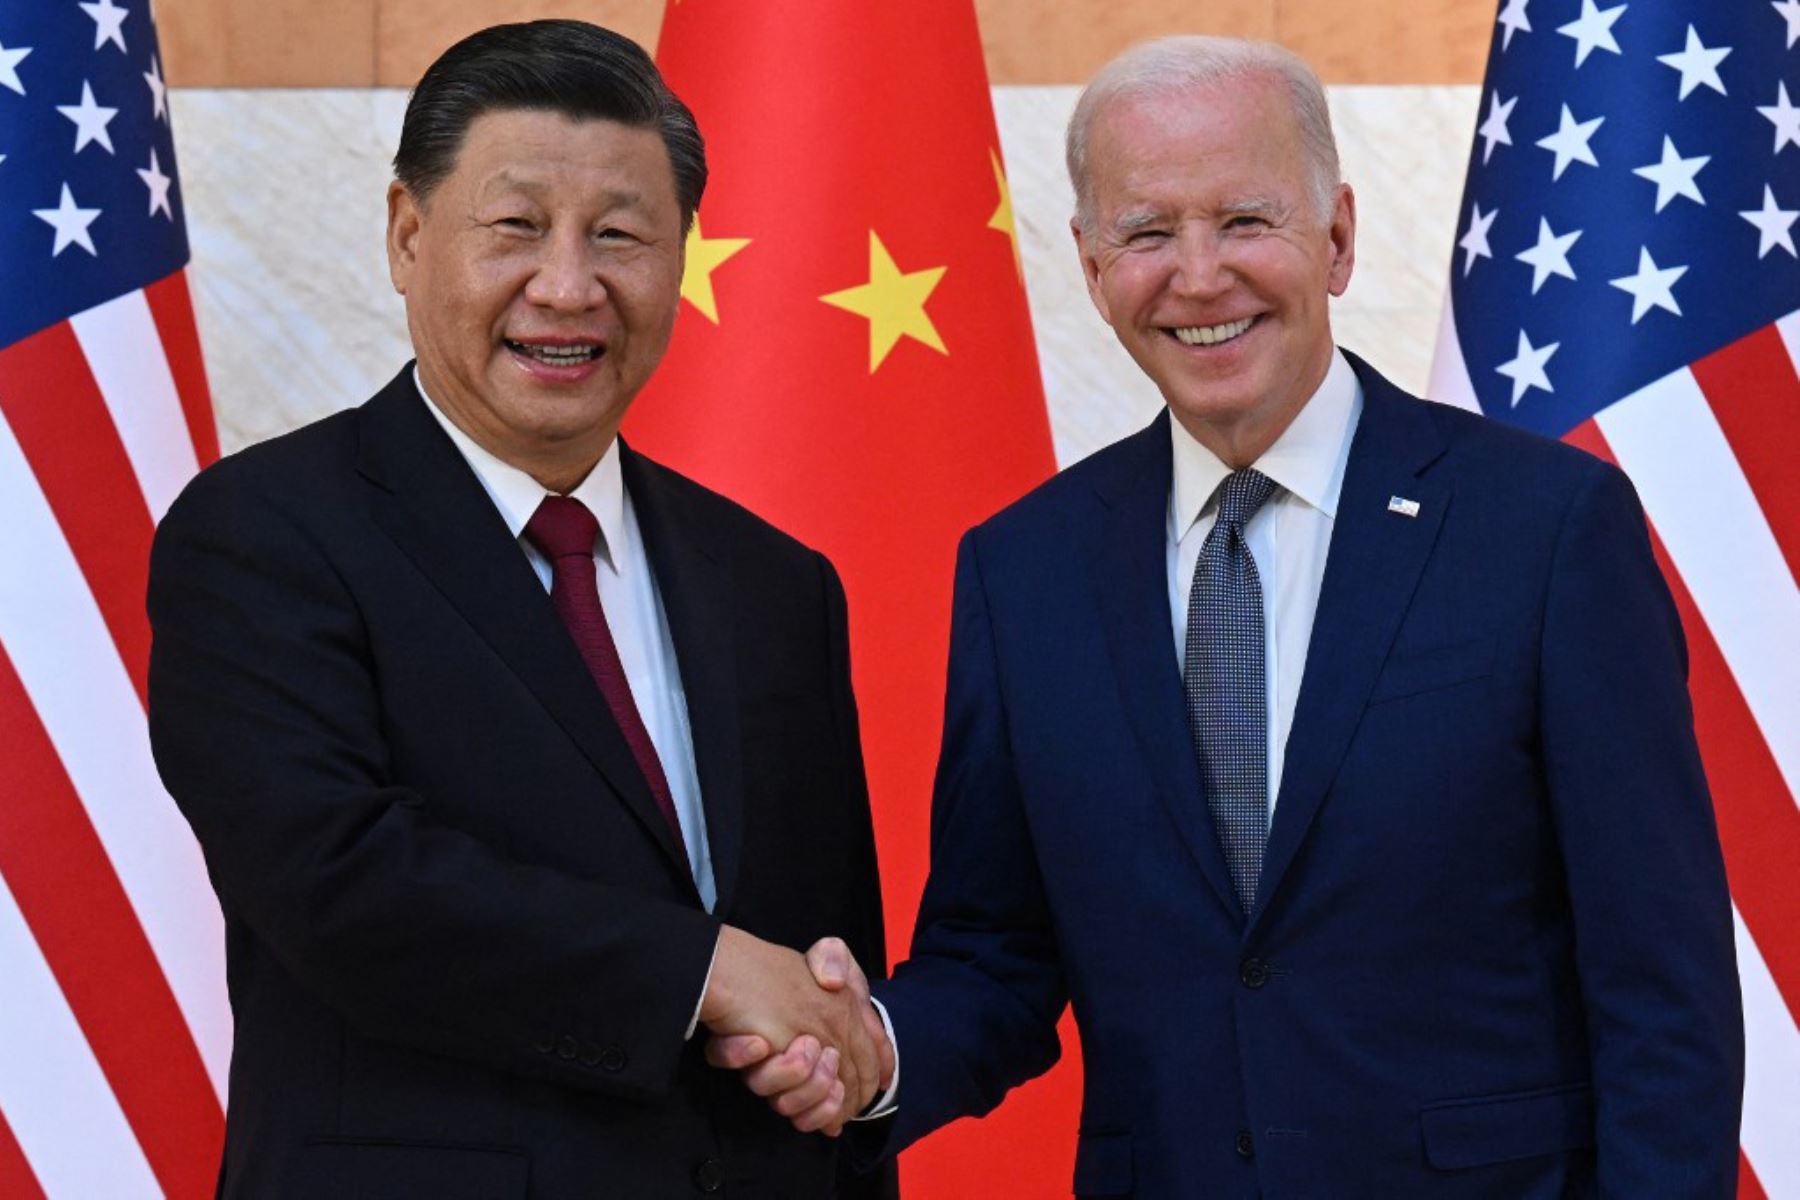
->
<box><xmin>578</xmin><ymin>1042</ymin><xmax>602</xmax><ymax>1068</ymax></box>
<box><xmin>531</xmin><ymin>1031</ymin><xmax>555</xmax><ymax>1055</ymax></box>
<box><xmin>1235</xmin><ymin>1130</ymin><xmax>1255</xmax><ymax>1159</ymax></box>
<box><xmin>1238</xmin><ymin>957</ymin><xmax>1270</xmax><ymax>989</ymax></box>
<box><xmin>600</xmin><ymin>1045</ymin><xmax>628</xmax><ymax>1072</ymax></box>
<box><xmin>555</xmin><ymin>1035</ymin><xmax>578</xmax><ymax>1060</ymax></box>
<box><xmin>692</xmin><ymin>1158</ymin><xmax>724</xmax><ymax>1193</ymax></box>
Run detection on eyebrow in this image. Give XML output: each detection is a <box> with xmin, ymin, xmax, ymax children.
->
<box><xmin>1106</xmin><ymin>195</ymin><xmax>1290</xmax><ymax>236</ymax></box>
<box><xmin>1220</xmin><ymin>197</ymin><xmax>1286</xmax><ymax>219</ymax></box>
<box><xmin>484</xmin><ymin>173</ymin><xmax>646</xmax><ymax>210</ymax></box>
<box><xmin>1110</xmin><ymin>210</ymin><xmax>1163</xmax><ymax>235</ymax></box>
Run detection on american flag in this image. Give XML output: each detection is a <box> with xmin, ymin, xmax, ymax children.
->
<box><xmin>0</xmin><ymin>1</ymin><xmax>227</xmax><ymax>1196</ymax></box>
<box><xmin>1430</xmin><ymin>1</ymin><xmax>1800</xmax><ymax>1194</ymax></box>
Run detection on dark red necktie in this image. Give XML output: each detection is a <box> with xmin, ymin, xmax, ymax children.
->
<box><xmin>524</xmin><ymin>495</ymin><xmax>684</xmax><ymax>846</ymax></box>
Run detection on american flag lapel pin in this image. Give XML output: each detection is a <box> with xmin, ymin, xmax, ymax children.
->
<box><xmin>1388</xmin><ymin>496</ymin><xmax>1421</xmax><ymax>518</ymax></box>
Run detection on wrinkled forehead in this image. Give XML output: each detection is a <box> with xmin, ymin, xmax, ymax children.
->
<box><xmin>1090</xmin><ymin>84</ymin><xmax>1305</xmax><ymax>188</ymax></box>
<box><xmin>444</xmin><ymin>111</ymin><xmax>678</xmax><ymax>203</ymax></box>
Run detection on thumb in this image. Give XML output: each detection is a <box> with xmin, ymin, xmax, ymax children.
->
<box><xmin>805</xmin><ymin>937</ymin><xmax>857</xmax><ymax>991</ymax></box>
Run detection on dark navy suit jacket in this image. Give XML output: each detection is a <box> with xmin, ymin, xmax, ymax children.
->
<box><xmin>867</xmin><ymin>355</ymin><xmax>1741</xmax><ymax>1198</ymax></box>
<box><xmin>149</xmin><ymin>368</ymin><xmax>891</xmax><ymax>1199</ymax></box>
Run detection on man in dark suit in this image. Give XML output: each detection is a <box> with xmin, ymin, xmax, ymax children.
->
<box><xmin>720</xmin><ymin>34</ymin><xmax>1743</xmax><ymax>1198</ymax></box>
<box><xmin>148</xmin><ymin>21</ymin><xmax>890</xmax><ymax>1198</ymax></box>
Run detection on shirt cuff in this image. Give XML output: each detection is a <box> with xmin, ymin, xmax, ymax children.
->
<box><xmin>853</xmin><ymin>996</ymin><xmax>900</xmax><ymax>1120</ymax></box>
<box><xmin>685</xmin><ymin>934</ymin><xmax>720</xmax><ymax>1041</ymax></box>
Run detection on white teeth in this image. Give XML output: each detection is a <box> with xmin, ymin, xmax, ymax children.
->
<box><xmin>1173</xmin><ymin>317</ymin><xmax>1255</xmax><ymax>346</ymax></box>
<box><xmin>511</xmin><ymin>341</ymin><xmax>599</xmax><ymax>364</ymax></box>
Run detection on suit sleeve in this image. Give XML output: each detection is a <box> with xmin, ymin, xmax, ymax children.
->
<box><xmin>860</xmin><ymin>528</ymin><xmax>1066</xmax><ymax>1158</ymax></box>
<box><xmin>819</xmin><ymin>552</ymin><xmax>888</xmax><ymax>980</ymax></box>
<box><xmin>1539</xmin><ymin>458</ymin><xmax>1743</xmax><ymax>1197</ymax></box>
<box><xmin>147</xmin><ymin>461</ymin><xmax>720</xmax><ymax>1103</ymax></box>
<box><xmin>817</xmin><ymin>553</ymin><xmax>902</xmax><ymax>1200</ymax></box>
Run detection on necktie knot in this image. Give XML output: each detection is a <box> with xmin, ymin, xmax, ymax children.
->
<box><xmin>525</xmin><ymin>495</ymin><xmax>599</xmax><ymax>561</ymax></box>
<box><xmin>1215</xmin><ymin>469</ymin><xmax>1279</xmax><ymax>532</ymax></box>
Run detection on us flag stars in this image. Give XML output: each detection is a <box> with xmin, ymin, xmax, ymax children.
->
<box><xmin>58</xmin><ymin>80</ymin><xmax>118</xmax><ymax>154</ymax></box>
<box><xmin>1445</xmin><ymin>1</ymin><xmax>1800</xmax><ymax>430</ymax></box>
<box><xmin>78</xmin><ymin>0</ymin><xmax>129</xmax><ymax>53</ymax></box>
<box><xmin>33</xmin><ymin>183</ymin><xmax>102</xmax><ymax>256</ymax></box>
<box><xmin>3</xmin><ymin>0</ymin><xmax>191</xmax><ymax>303</ymax></box>
<box><xmin>0</xmin><ymin>40</ymin><xmax>28</xmax><ymax>94</ymax></box>
<box><xmin>1759</xmin><ymin>83</ymin><xmax>1800</xmax><ymax>151</ymax></box>
<box><xmin>1557</xmin><ymin>0</ymin><xmax>1626</xmax><ymax>68</ymax></box>
<box><xmin>1497</xmin><ymin>0</ymin><xmax>1532</xmax><ymax>52</ymax></box>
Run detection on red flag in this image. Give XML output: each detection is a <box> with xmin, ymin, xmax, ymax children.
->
<box><xmin>632</xmin><ymin>1</ymin><xmax>1072</xmax><ymax>1192</ymax></box>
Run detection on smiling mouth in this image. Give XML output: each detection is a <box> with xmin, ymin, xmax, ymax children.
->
<box><xmin>1170</xmin><ymin>316</ymin><xmax>1257</xmax><ymax>347</ymax></box>
<box><xmin>505</xmin><ymin>339</ymin><xmax>602</xmax><ymax>365</ymax></box>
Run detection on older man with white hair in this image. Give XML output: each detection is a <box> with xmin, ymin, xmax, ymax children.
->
<box><xmin>715</xmin><ymin>34</ymin><xmax>1742</xmax><ymax>1198</ymax></box>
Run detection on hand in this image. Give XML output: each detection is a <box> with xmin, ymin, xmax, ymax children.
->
<box><xmin>706</xmin><ymin>937</ymin><xmax>892</xmax><ymax>1135</ymax></box>
<box><xmin>699</xmin><ymin>929</ymin><xmax>888</xmax><ymax>1132</ymax></box>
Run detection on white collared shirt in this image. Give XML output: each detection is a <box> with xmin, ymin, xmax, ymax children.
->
<box><xmin>414</xmin><ymin>370</ymin><xmax>716</xmax><ymax>912</ymax></box>
<box><xmin>1167</xmin><ymin>348</ymin><xmax>1363</xmax><ymax>813</ymax></box>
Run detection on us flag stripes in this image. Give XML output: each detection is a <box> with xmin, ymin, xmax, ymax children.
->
<box><xmin>0</xmin><ymin>1</ymin><xmax>226</xmax><ymax>1196</ymax></box>
<box><xmin>1431</xmin><ymin>2</ymin><xmax>1800</xmax><ymax>1194</ymax></box>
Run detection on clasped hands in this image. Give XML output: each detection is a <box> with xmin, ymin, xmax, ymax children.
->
<box><xmin>699</xmin><ymin>926</ymin><xmax>891</xmax><ymax>1135</ymax></box>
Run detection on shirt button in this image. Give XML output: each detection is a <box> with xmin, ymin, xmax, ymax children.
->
<box><xmin>1238</xmin><ymin>957</ymin><xmax>1270</xmax><ymax>989</ymax></box>
<box><xmin>1235</xmin><ymin>1129</ymin><xmax>1256</xmax><ymax>1159</ymax></box>
<box><xmin>692</xmin><ymin>1158</ymin><xmax>724</xmax><ymax>1193</ymax></box>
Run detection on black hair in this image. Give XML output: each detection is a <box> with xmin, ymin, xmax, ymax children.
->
<box><xmin>393</xmin><ymin>20</ymin><xmax>706</xmax><ymax>228</ymax></box>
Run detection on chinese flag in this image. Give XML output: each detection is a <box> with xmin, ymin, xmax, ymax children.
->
<box><xmin>629</xmin><ymin>0</ymin><xmax>1074</xmax><ymax>1194</ymax></box>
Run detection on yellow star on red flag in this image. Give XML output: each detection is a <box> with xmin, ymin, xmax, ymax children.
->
<box><xmin>819</xmin><ymin>230</ymin><xmax>947</xmax><ymax>372</ymax></box>
<box><xmin>680</xmin><ymin>217</ymin><xmax>751</xmax><ymax>324</ymax></box>
<box><xmin>988</xmin><ymin>149</ymin><xmax>1023</xmax><ymax>283</ymax></box>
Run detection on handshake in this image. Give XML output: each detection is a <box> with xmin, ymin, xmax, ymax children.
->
<box><xmin>698</xmin><ymin>927</ymin><xmax>893</xmax><ymax>1136</ymax></box>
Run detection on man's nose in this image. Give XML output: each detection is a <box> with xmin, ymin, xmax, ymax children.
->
<box><xmin>524</xmin><ymin>231</ymin><xmax>607</xmax><ymax>312</ymax></box>
<box><xmin>1169</xmin><ymin>229</ymin><xmax>1231</xmax><ymax>298</ymax></box>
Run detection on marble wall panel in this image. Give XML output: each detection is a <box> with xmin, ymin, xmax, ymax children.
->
<box><xmin>171</xmin><ymin>90</ymin><xmax>411</xmax><ymax>451</ymax></box>
<box><xmin>171</xmin><ymin>85</ymin><xmax>1479</xmax><ymax>464</ymax></box>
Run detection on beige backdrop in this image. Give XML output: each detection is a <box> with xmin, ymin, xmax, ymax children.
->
<box><xmin>157</xmin><ymin>0</ymin><xmax>1496</xmax><ymax>86</ymax></box>
<box><xmin>156</xmin><ymin>4</ymin><xmax>1489</xmax><ymax>461</ymax></box>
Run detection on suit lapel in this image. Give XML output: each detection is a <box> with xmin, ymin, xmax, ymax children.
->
<box><xmin>1084</xmin><ymin>412</ymin><xmax>1243</xmax><ymax>919</ymax></box>
<box><xmin>353</xmin><ymin>370</ymin><xmax>695</xmax><ymax>887</ymax></box>
<box><xmin>621</xmin><ymin>446</ymin><xmax>747</xmax><ymax>915</ymax></box>
<box><xmin>1249</xmin><ymin>357</ymin><xmax>1451</xmax><ymax>933</ymax></box>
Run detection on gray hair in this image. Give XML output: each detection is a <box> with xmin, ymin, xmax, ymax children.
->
<box><xmin>1065</xmin><ymin>36</ymin><xmax>1341</xmax><ymax>233</ymax></box>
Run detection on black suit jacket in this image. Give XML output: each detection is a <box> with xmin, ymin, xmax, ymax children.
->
<box><xmin>148</xmin><ymin>367</ymin><xmax>890</xmax><ymax>1199</ymax></box>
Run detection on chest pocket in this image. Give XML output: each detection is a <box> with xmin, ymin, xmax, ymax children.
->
<box><xmin>1367</xmin><ymin>637</ymin><xmax>1494</xmax><ymax>705</ymax></box>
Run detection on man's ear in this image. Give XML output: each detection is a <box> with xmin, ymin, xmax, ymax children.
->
<box><xmin>1072</xmin><ymin>217</ymin><xmax>1115</xmax><ymax>326</ymax></box>
<box><xmin>386</xmin><ymin>181</ymin><xmax>422</xmax><ymax>297</ymax></box>
<box><xmin>1326</xmin><ymin>183</ymin><xmax>1357</xmax><ymax>298</ymax></box>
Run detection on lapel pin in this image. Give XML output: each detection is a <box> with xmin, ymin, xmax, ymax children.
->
<box><xmin>1387</xmin><ymin>496</ymin><xmax>1421</xmax><ymax>518</ymax></box>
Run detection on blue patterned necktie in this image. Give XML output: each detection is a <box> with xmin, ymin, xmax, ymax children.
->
<box><xmin>1184</xmin><ymin>468</ymin><xmax>1280</xmax><ymax>914</ymax></box>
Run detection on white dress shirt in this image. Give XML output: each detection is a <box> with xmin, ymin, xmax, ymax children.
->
<box><xmin>1168</xmin><ymin>348</ymin><xmax>1362</xmax><ymax>813</ymax></box>
<box><xmin>415</xmin><ymin>371</ymin><xmax>717</xmax><ymax>911</ymax></box>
